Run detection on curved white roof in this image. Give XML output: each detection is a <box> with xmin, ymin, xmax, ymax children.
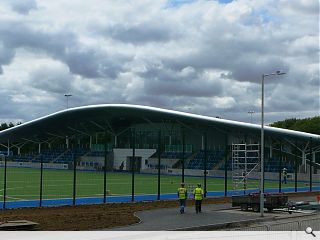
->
<box><xmin>0</xmin><ymin>104</ymin><xmax>319</xmax><ymax>142</ymax></box>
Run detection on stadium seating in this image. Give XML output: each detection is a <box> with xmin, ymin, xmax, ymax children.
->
<box><xmin>187</xmin><ymin>150</ymin><xmax>225</xmax><ymax>170</ymax></box>
<box><xmin>12</xmin><ymin>148</ymin><xmax>106</xmax><ymax>164</ymax></box>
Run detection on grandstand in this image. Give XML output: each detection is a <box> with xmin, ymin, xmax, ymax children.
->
<box><xmin>0</xmin><ymin>104</ymin><xmax>319</xmax><ymax>208</ymax></box>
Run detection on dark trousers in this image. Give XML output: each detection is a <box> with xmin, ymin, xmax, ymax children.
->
<box><xmin>179</xmin><ymin>199</ymin><xmax>186</xmax><ymax>213</ymax></box>
<box><xmin>195</xmin><ymin>200</ymin><xmax>202</xmax><ymax>213</ymax></box>
<box><xmin>282</xmin><ymin>176</ymin><xmax>287</xmax><ymax>184</ymax></box>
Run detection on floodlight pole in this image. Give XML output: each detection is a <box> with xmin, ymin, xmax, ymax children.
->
<box><xmin>260</xmin><ymin>71</ymin><xmax>286</xmax><ymax>217</ymax></box>
<box><xmin>248</xmin><ymin>110</ymin><xmax>255</xmax><ymax>123</ymax></box>
<box><xmin>64</xmin><ymin>93</ymin><xmax>72</xmax><ymax>109</ymax></box>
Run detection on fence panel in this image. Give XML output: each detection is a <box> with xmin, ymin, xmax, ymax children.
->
<box><xmin>268</xmin><ymin>221</ymin><xmax>300</xmax><ymax>231</ymax></box>
<box><xmin>6</xmin><ymin>165</ymin><xmax>41</xmax><ymax>207</ymax></box>
<box><xmin>234</xmin><ymin>225</ymin><xmax>269</xmax><ymax>231</ymax></box>
<box><xmin>299</xmin><ymin>217</ymin><xmax>320</xmax><ymax>231</ymax></box>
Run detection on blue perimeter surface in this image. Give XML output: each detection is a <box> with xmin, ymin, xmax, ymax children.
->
<box><xmin>1</xmin><ymin>186</ymin><xmax>319</xmax><ymax>209</ymax></box>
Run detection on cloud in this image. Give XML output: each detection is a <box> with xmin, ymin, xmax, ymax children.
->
<box><xmin>0</xmin><ymin>0</ymin><xmax>318</xmax><ymax>125</ymax></box>
<box><xmin>0</xmin><ymin>42</ymin><xmax>15</xmax><ymax>74</ymax></box>
<box><xmin>3</xmin><ymin>0</ymin><xmax>37</xmax><ymax>15</ymax></box>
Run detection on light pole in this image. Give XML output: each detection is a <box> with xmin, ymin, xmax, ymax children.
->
<box><xmin>64</xmin><ymin>93</ymin><xmax>72</xmax><ymax>109</ymax></box>
<box><xmin>248</xmin><ymin>110</ymin><xmax>255</xmax><ymax>123</ymax></box>
<box><xmin>260</xmin><ymin>70</ymin><xmax>286</xmax><ymax>217</ymax></box>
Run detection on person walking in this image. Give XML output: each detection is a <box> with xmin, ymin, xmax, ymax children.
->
<box><xmin>193</xmin><ymin>183</ymin><xmax>204</xmax><ymax>213</ymax></box>
<box><xmin>282</xmin><ymin>168</ymin><xmax>288</xmax><ymax>184</ymax></box>
<box><xmin>177</xmin><ymin>183</ymin><xmax>187</xmax><ymax>214</ymax></box>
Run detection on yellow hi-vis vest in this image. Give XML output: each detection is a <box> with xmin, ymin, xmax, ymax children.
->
<box><xmin>178</xmin><ymin>187</ymin><xmax>187</xmax><ymax>200</ymax></box>
<box><xmin>193</xmin><ymin>187</ymin><xmax>203</xmax><ymax>200</ymax></box>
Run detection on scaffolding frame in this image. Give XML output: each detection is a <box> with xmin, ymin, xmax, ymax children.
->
<box><xmin>232</xmin><ymin>143</ymin><xmax>260</xmax><ymax>193</ymax></box>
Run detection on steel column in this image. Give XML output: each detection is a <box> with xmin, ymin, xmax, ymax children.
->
<box><xmin>72</xmin><ymin>151</ymin><xmax>76</xmax><ymax>205</ymax></box>
<box><xmin>131</xmin><ymin>129</ymin><xmax>135</xmax><ymax>202</ymax></box>
<box><xmin>203</xmin><ymin>132</ymin><xmax>207</xmax><ymax>197</ymax></box>
<box><xmin>279</xmin><ymin>143</ymin><xmax>282</xmax><ymax>193</ymax></box>
<box><xmin>103</xmin><ymin>133</ymin><xmax>107</xmax><ymax>203</ymax></box>
<box><xmin>157</xmin><ymin>130</ymin><xmax>161</xmax><ymax>200</ymax></box>
<box><xmin>309</xmin><ymin>139</ymin><xmax>312</xmax><ymax>191</ymax></box>
<box><xmin>295</xmin><ymin>145</ymin><xmax>298</xmax><ymax>192</ymax></box>
<box><xmin>39</xmin><ymin>154</ymin><xmax>43</xmax><ymax>207</ymax></box>
<box><xmin>224</xmin><ymin>134</ymin><xmax>228</xmax><ymax>196</ymax></box>
<box><xmin>181</xmin><ymin>129</ymin><xmax>185</xmax><ymax>183</ymax></box>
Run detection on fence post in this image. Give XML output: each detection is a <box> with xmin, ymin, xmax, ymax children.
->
<box><xmin>279</xmin><ymin>143</ymin><xmax>282</xmax><ymax>193</ymax></box>
<box><xmin>309</xmin><ymin>138</ymin><xmax>312</xmax><ymax>192</ymax></box>
<box><xmin>157</xmin><ymin>130</ymin><xmax>161</xmax><ymax>200</ymax></box>
<box><xmin>181</xmin><ymin>129</ymin><xmax>185</xmax><ymax>183</ymax></box>
<box><xmin>73</xmin><ymin>151</ymin><xmax>76</xmax><ymax>205</ymax></box>
<box><xmin>103</xmin><ymin>133</ymin><xmax>107</xmax><ymax>203</ymax></box>
<box><xmin>294</xmin><ymin>143</ymin><xmax>298</xmax><ymax>192</ymax></box>
<box><xmin>203</xmin><ymin>132</ymin><xmax>207</xmax><ymax>197</ymax></box>
<box><xmin>3</xmin><ymin>153</ymin><xmax>7</xmax><ymax>209</ymax></box>
<box><xmin>131</xmin><ymin>128</ymin><xmax>135</xmax><ymax>202</ymax></box>
<box><xmin>224</xmin><ymin>134</ymin><xmax>228</xmax><ymax>197</ymax></box>
<box><xmin>39</xmin><ymin>154</ymin><xmax>43</xmax><ymax>207</ymax></box>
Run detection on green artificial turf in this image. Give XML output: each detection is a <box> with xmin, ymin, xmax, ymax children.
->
<box><xmin>0</xmin><ymin>167</ymin><xmax>317</xmax><ymax>201</ymax></box>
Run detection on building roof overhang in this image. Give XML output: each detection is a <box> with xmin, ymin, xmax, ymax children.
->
<box><xmin>0</xmin><ymin>104</ymin><xmax>319</xmax><ymax>143</ymax></box>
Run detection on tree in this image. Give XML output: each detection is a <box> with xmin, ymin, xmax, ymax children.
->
<box><xmin>270</xmin><ymin>116</ymin><xmax>320</xmax><ymax>135</ymax></box>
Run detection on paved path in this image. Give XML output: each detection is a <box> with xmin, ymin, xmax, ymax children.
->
<box><xmin>109</xmin><ymin>203</ymin><xmax>269</xmax><ymax>231</ymax></box>
<box><xmin>108</xmin><ymin>195</ymin><xmax>319</xmax><ymax>231</ymax></box>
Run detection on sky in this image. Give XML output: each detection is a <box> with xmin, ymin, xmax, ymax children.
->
<box><xmin>0</xmin><ymin>0</ymin><xmax>319</xmax><ymax>125</ymax></box>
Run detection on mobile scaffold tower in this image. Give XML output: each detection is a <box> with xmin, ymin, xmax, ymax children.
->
<box><xmin>232</xmin><ymin>143</ymin><xmax>260</xmax><ymax>194</ymax></box>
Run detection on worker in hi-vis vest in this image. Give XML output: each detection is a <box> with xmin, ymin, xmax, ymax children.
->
<box><xmin>193</xmin><ymin>183</ymin><xmax>204</xmax><ymax>213</ymax></box>
<box><xmin>177</xmin><ymin>183</ymin><xmax>188</xmax><ymax>214</ymax></box>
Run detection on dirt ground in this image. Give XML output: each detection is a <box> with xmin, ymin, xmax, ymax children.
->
<box><xmin>0</xmin><ymin>192</ymin><xmax>318</xmax><ymax>230</ymax></box>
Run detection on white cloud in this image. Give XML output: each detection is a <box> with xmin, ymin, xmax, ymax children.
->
<box><xmin>0</xmin><ymin>0</ymin><xmax>318</xmax><ymax>124</ymax></box>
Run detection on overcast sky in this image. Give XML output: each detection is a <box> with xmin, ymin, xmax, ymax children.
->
<box><xmin>0</xmin><ymin>0</ymin><xmax>319</xmax><ymax>125</ymax></box>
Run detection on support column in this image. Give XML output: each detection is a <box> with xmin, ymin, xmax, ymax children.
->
<box><xmin>39</xmin><ymin>154</ymin><xmax>43</xmax><ymax>207</ymax></box>
<box><xmin>114</xmin><ymin>135</ymin><xmax>117</xmax><ymax>148</ymax></box>
<box><xmin>89</xmin><ymin>136</ymin><xmax>92</xmax><ymax>149</ymax></box>
<box><xmin>131</xmin><ymin>129</ymin><xmax>135</xmax><ymax>202</ymax></box>
<box><xmin>66</xmin><ymin>137</ymin><xmax>69</xmax><ymax>149</ymax></box>
<box><xmin>72</xmin><ymin>151</ymin><xmax>76</xmax><ymax>205</ymax></box>
<box><xmin>201</xmin><ymin>135</ymin><xmax>204</xmax><ymax>150</ymax></box>
<box><xmin>18</xmin><ymin>147</ymin><xmax>21</xmax><ymax>155</ymax></box>
<box><xmin>224</xmin><ymin>134</ymin><xmax>228</xmax><ymax>197</ymax></box>
<box><xmin>38</xmin><ymin>143</ymin><xmax>41</xmax><ymax>154</ymax></box>
<box><xmin>302</xmin><ymin>150</ymin><xmax>306</xmax><ymax>173</ymax></box>
<box><xmin>309</xmin><ymin>139</ymin><xmax>312</xmax><ymax>192</ymax></box>
<box><xmin>181</xmin><ymin>129</ymin><xmax>185</xmax><ymax>183</ymax></box>
<box><xmin>279</xmin><ymin>143</ymin><xmax>282</xmax><ymax>193</ymax></box>
<box><xmin>7</xmin><ymin>139</ymin><xmax>10</xmax><ymax>156</ymax></box>
<box><xmin>157</xmin><ymin>130</ymin><xmax>161</xmax><ymax>200</ymax></box>
<box><xmin>103</xmin><ymin>133</ymin><xmax>107</xmax><ymax>203</ymax></box>
<box><xmin>203</xmin><ymin>132</ymin><xmax>207</xmax><ymax>197</ymax></box>
<box><xmin>294</xmin><ymin>148</ymin><xmax>298</xmax><ymax>192</ymax></box>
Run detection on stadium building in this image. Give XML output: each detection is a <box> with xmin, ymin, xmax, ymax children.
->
<box><xmin>0</xmin><ymin>104</ymin><xmax>319</xmax><ymax>208</ymax></box>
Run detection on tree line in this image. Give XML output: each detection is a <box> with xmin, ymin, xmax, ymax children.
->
<box><xmin>270</xmin><ymin>116</ymin><xmax>320</xmax><ymax>135</ymax></box>
<box><xmin>0</xmin><ymin>122</ymin><xmax>17</xmax><ymax>131</ymax></box>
